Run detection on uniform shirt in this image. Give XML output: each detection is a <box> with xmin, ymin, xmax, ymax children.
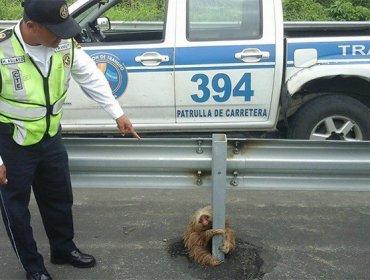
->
<box><xmin>0</xmin><ymin>22</ymin><xmax>124</xmax><ymax>165</ymax></box>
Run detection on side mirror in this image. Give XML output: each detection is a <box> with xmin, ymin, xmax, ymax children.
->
<box><xmin>97</xmin><ymin>16</ymin><xmax>111</xmax><ymax>31</ymax></box>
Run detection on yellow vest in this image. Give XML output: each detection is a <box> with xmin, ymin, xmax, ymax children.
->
<box><xmin>0</xmin><ymin>28</ymin><xmax>73</xmax><ymax>145</ymax></box>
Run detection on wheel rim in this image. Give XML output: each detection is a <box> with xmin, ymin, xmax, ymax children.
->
<box><xmin>309</xmin><ymin>115</ymin><xmax>363</xmax><ymax>141</ymax></box>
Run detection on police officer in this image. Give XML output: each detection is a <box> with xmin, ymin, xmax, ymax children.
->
<box><xmin>0</xmin><ymin>0</ymin><xmax>140</xmax><ymax>279</ymax></box>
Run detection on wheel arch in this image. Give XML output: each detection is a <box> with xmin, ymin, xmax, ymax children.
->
<box><xmin>284</xmin><ymin>71</ymin><xmax>370</xmax><ymax>118</ymax></box>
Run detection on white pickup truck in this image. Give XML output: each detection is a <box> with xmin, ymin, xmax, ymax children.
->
<box><xmin>63</xmin><ymin>0</ymin><xmax>370</xmax><ymax>140</ymax></box>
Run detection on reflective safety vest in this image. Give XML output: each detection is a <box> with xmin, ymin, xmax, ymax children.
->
<box><xmin>0</xmin><ymin>28</ymin><xmax>74</xmax><ymax>146</ymax></box>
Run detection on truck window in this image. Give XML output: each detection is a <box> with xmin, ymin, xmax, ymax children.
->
<box><xmin>102</xmin><ymin>1</ymin><xmax>167</xmax><ymax>43</ymax></box>
<box><xmin>187</xmin><ymin>0</ymin><xmax>262</xmax><ymax>41</ymax></box>
<box><xmin>75</xmin><ymin>0</ymin><xmax>167</xmax><ymax>44</ymax></box>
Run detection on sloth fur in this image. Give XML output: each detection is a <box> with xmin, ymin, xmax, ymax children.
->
<box><xmin>183</xmin><ymin>205</ymin><xmax>236</xmax><ymax>266</ymax></box>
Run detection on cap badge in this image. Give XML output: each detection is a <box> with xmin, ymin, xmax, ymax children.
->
<box><xmin>0</xmin><ymin>33</ymin><xmax>6</xmax><ymax>40</ymax></box>
<box><xmin>60</xmin><ymin>4</ymin><xmax>69</xmax><ymax>19</ymax></box>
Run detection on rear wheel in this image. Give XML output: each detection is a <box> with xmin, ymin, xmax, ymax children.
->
<box><xmin>288</xmin><ymin>95</ymin><xmax>370</xmax><ymax>141</ymax></box>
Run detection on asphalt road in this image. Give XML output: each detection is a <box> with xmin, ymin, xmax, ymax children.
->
<box><xmin>0</xmin><ymin>188</ymin><xmax>369</xmax><ymax>280</ymax></box>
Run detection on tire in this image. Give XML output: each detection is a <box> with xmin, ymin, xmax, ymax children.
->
<box><xmin>288</xmin><ymin>95</ymin><xmax>370</xmax><ymax>141</ymax></box>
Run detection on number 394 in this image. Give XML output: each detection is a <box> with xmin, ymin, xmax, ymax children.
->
<box><xmin>190</xmin><ymin>73</ymin><xmax>254</xmax><ymax>103</ymax></box>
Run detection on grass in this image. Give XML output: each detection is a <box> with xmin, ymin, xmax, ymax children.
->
<box><xmin>105</xmin><ymin>1</ymin><xmax>165</xmax><ymax>21</ymax></box>
<box><xmin>1</xmin><ymin>0</ymin><xmax>368</xmax><ymax>21</ymax></box>
<box><xmin>0</xmin><ymin>0</ymin><xmax>164</xmax><ymax>21</ymax></box>
<box><xmin>0</xmin><ymin>0</ymin><xmax>23</xmax><ymax>19</ymax></box>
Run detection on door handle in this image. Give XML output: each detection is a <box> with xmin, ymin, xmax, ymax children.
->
<box><xmin>235</xmin><ymin>48</ymin><xmax>270</xmax><ymax>63</ymax></box>
<box><xmin>135</xmin><ymin>52</ymin><xmax>169</xmax><ymax>66</ymax></box>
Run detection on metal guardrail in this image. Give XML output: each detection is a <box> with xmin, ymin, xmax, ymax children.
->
<box><xmin>65</xmin><ymin>135</ymin><xmax>370</xmax><ymax>261</ymax></box>
<box><xmin>3</xmin><ymin>20</ymin><xmax>369</xmax><ymax>32</ymax></box>
<box><xmin>211</xmin><ymin>134</ymin><xmax>227</xmax><ymax>261</ymax></box>
<box><xmin>0</xmin><ymin>20</ymin><xmax>16</xmax><ymax>30</ymax></box>
<box><xmin>0</xmin><ymin>20</ymin><xmax>163</xmax><ymax>31</ymax></box>
<box><xmin>65</xmin><ymin>137</ymin><xmax>370</xmax><ymax>191</ymax></box>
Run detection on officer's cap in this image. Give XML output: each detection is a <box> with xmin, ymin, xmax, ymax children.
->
<box><xmin>22</xmin><ymin>0</ymin><xmax>81</xmax><ymax>39</ymax></box>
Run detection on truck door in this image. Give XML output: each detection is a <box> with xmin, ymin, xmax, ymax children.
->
<box><xmin>174</xmin><ymin>0</ymin><xmax>283</xmax><ymax>130</ymax></box>
<box><xmin>63</xmin><ymin>0</ymin><xmax>176</xmax><ymax>132</ymax></box>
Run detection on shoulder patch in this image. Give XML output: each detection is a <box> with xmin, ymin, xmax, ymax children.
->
<box><xmin>0</xmin><ymin>29</ymin><xmax>13</xmax><ymax>42</ymax></box>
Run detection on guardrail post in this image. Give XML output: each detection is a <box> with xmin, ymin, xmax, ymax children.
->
<box><xmin>211</xmin><ymin>133</ymin><xmax>227</xmax><ymax>262</ymax></box>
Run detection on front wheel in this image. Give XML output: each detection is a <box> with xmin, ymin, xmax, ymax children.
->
<box><xmin>288</xmin><ymin>95</ymin><xmax>370</xmax><ymax>141</ymax></box>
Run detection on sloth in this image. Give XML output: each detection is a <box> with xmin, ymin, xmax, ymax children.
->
<box><xmin>183</xmin><ymin>205</ymin><xmax>236</xmax><ymax>266</ymax></box>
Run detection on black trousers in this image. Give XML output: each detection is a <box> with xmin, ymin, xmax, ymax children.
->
<box><xmin>0</xmin><ymin>130</ymin><xmax>76</xmax><ymax>273</ymax></box>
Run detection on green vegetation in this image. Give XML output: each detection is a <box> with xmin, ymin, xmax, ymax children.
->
<box><xmin>0</xmin><ymin>0</ymin><xmax>22</xmax><ymax>19</ymax></box>
<box><xmin>283</xmin><ymin>0</ymin><xmax>331</xmax><ymax>21</ymax></box>
<box><xmin>0</xmin><ymin>0</ymin><xmax>369</xmax><ymax>21</ymax></box>
<box><xmin>283</xmin><ymin>0</ymin><xmax>370</xmax><ymax>21</ymax></box>
<box><xmin>104</xmin><ymin>0</ymin><xmax>165</xmax><ymax>21</ymax></box>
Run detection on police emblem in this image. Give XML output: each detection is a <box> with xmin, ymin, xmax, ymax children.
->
<box><xmin>0</xmin><ymin>33</ymin><xmax>5</xmax><ymax>40</ymax></box>
<box><xmin>60</xmin><ymin>4</ymin><xmax>69</xmax><ymax>19</ymax></box>
<box><xmin>63</xmin><ymin>54</ymin><xmax>71</xmax><ymax>67</ymax></box>
<box><xmin>90</xmin><ymin>53</ymin><xmax>128</xmax><ymax>98</ymax></box>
